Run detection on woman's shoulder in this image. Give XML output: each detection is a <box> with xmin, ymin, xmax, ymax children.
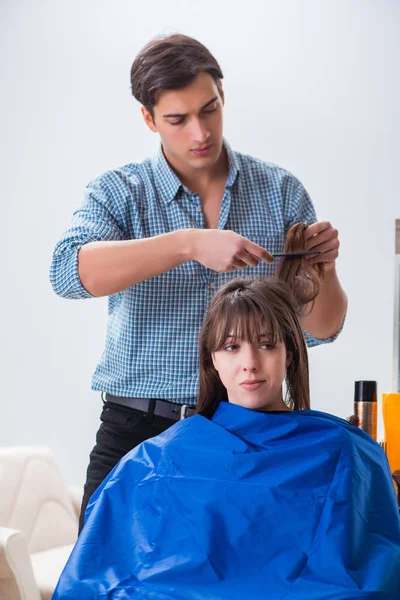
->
<box><xmin>123</xmin><ymin>414</ymin><xmax>216</xmax><ymax>464</ymax></box>
<box><xmin>296</xmin><ymin>409</ymin><xmax>385</xmax><ymax>462</ymax></box>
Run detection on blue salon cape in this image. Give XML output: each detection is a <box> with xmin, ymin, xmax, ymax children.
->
<box><xmin>53</xmin><ymin>402</ymin><xmax>400</xmax><ymax>599</ymax></box>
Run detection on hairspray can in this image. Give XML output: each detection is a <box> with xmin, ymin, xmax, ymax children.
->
<box><xmin>354</xmin><ymin>381</ymin><xmax>377</xmax><ymax>440</ymax></box>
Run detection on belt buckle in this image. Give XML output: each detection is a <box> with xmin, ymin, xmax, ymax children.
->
<box><xmin>180</xmin><ymin>404</ymin><xmax>192</xmax><ymax>420</ymax></box>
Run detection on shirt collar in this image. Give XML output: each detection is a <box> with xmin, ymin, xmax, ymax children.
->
<box><xmin>224</xmin><ymin>139</ymin><xmax>240</xmax><ymax>188</ymax></box>
<box><xmin>152</xmin><ymin>138</ymin><xmax>240</xmax><ymax>205</ymax></box>
<box><xmin>152</xmin><ymin>145</ymin><xmax>182</xmax><ymax>205</ymax></box>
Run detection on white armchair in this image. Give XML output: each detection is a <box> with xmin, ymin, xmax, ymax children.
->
<box><xmin>0</xmin><ymin>447</ymin><xmax>82</xmax><ymax>600</ymax></box>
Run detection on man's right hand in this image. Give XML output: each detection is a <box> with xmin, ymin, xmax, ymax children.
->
<box><xmin>74</xmin><ymin>229</ymin><xmax>274</xmax><ymax>298</ymax></box>
<box><xmin>189</xmin><ymin>229</ymin><xmax>273</xmax><ymax>272</ymax></box>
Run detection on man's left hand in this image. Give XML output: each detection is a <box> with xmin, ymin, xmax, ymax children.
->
<box><xmin>304</xmin><ymin>221</ymin><xmax>340</xmax><ymax>266</ymax></box>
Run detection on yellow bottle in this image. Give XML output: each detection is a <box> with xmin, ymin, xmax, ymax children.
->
<box><xmin>382</xmin><ymin>393</ymin><xmax>400</xmax><ymax>474</ymax></box>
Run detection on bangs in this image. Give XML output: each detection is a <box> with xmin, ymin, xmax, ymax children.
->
<box><xmin>211</xmin><ymin>294</ymin><xmax>283</xmax><ymax>351</ymax></box>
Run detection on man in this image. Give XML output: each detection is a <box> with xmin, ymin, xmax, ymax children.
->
<box><xmin>50</xmin><ymin>34</ymin><xmax>347</xmax><ymax>532</ymax></box>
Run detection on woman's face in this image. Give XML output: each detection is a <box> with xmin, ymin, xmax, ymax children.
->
<box><xmin>212</xmin><ymin>330</ymin><xmax>292</xmax><ymax>412</ymax></box>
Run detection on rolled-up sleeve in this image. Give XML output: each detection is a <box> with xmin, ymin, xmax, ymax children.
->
<box><xmin>303</xmin><ymin>312</ymin><xmax>346</xmax><ymax>348</ymax></box>
<box><xmin>50</xmin><ymin>175</ymin><xmax>126</xmax><ymax>299</ymax></box>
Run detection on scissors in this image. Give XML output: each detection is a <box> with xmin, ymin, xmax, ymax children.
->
<box><xmin>272</xmin><ymin>251</ymin><xmax>321</xmax><ymax>258</ymax></box>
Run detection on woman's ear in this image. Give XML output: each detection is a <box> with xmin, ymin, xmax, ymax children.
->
<box><xmin>286</xmin><ymin>351</ymin><xmax>293</xmax><ymax>369</ymax></box>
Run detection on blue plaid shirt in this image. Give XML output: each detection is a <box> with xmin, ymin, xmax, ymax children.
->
<box><xmin>50</xmin><ymin>140</ymin><xmax>340</xmax><ymax>404</ymax></box>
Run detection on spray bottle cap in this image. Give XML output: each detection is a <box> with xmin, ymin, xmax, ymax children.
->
<box><xmin>354</xmin><ymin>380</ymin><xmax>377</xmax><ymax>403</ymax></box>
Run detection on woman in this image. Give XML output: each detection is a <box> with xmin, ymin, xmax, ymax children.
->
<box><xmin>53</xmin><ymin>226</ymin><xmax>400</xmax><ymax>599</ymax></box>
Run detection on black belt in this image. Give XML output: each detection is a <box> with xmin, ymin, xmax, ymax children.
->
<box><xmin>105</xmin><ymin>394</ymin><xmax>196</xmax><ymax>421</ymax></box>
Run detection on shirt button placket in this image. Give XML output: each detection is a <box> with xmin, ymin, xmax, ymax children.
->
<box><xmin>191</xmin><ymin>195</ymin><xmax>203</xmax><ymax>227</ymax></box>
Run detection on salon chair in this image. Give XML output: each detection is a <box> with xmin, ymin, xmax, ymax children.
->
<box><xmin>0</xmin><ymin>447</ymin><xmax>81</xmax><ymax>600</ymax></box>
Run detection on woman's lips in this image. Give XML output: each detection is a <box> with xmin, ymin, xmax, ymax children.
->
<box><xmin>240</xmin><ymin>380</ymin><xmax>265</xmax><ymax>391</ymax></box>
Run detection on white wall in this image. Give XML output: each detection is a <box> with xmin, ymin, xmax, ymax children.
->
<box><xmin>1</xmin><ymin>0</ymin><xmax>399</xmax><ymax>485</ymax></box>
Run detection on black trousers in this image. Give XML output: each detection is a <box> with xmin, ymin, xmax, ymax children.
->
<box><xmin>78</xmin><ymin>399</ymin><xmax>176</xmax><ymax>533</ymax></box>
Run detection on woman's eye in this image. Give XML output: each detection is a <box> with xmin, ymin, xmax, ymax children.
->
<box><xmin>224</xmin><ymin>344</ymin><xmax>238</xmax><ymax>352</ymax></box>
<box><xmin>261</xmin><ymin>343</ymin><xmax>275</xmax><ymax>350</ymax></box>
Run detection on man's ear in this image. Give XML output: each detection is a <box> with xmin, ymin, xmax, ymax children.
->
<box><xmin>286</xmin><ymin>351</ymin><xmax>293</xmax><ymax>369</ymax></box>
<box><xmin>141</xmin><ymin>106</ymin><xmax>158</xmax><ymax>133</ymax></box>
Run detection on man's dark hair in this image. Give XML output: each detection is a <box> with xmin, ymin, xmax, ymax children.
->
<box><xmin>130</xmin><ymin>34</ymin><xmax>223</xmax><ymax>117</ymax></box>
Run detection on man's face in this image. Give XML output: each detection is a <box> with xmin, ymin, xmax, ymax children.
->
<box><xmin>142</xmin><ymin>72</ymin><xmax>224</xmax><ymax>172</ymax></box>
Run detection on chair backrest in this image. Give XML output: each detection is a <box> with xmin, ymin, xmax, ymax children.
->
<box><xmin>0</xmin><ymin>447</ymin><xmax>78</xmax><ymax>553</ymax></box>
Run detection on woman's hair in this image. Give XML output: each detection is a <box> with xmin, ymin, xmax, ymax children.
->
<box><xmin>274</xmin><ymin>222</ymin><xmax>324</xmax><ymax>309</ymax></box>
<box><xmin>130</xmin><ymin>34</ymin><xmax>223</xmax><ymax>117</ymax></box>
<box><xmin>197</xmin><ymin>223</ymin><xmax>323</xmax><ymax>419</ymax></box>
